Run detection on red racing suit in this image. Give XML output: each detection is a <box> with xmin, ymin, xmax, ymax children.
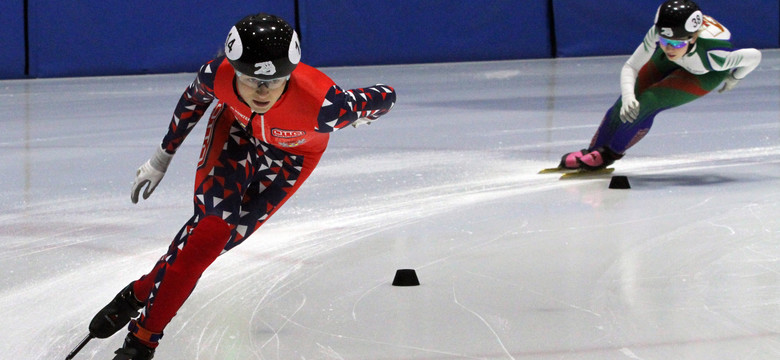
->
<box><xmin>129</xmin><ymin>56</ymin><xmax>396</xmax><ymax>345</ymax></box>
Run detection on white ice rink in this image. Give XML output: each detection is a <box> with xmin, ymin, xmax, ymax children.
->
<box><xmin>1</xmin><ymin>50</ymin><xmax>779</xmax><ymax>359</ymax></box>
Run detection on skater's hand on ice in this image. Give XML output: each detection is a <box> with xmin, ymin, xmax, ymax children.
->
<box><xmin>131</xmin><ymin>146</ymin><xmax>173</xmax><ymax>203</ymax></box>
<box><xmin>352</xmin><ymin>106</ymin><xmax>393</xmax><ymax>128</ymax></box>
<box><xmin>718</xmin><ymin>73</ymin><xmax>740</xmax><ymax>93</ymax></box>
<box><xmin>351</xmin><ymin>118</ymin><xmax>374</xmax><ymax>128</ymax></box>
<box><xmin>619</xmin><ymin>94</ymin><xmax>639</xmax><ymax>123</ymax></box>
<box><xmin>349</xmin><ymin>84</ymin><xmax>395</xmax><ymax>128</ymax></box>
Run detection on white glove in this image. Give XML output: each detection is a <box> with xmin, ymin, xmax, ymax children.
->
<box><xmin>718</xmin><ymin>72</ymin><xmax>740</xmax><ymax>93</ymax></box>
<box><xmin>619</xmin><ymin>94</ymin><xmax>640</xmax><ymax>123</ymax></box>
<box><xmin>130</xmin><ymin>145</ymin><xmax>174</xmax><ymax>204</ymax></box>
<box><xmin>351</xmin><ymin>118</ymin><xmax>373</xmax><ymax>128</ymax></box>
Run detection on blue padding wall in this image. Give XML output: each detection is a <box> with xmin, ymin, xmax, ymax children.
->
<box><xmin>4</xmin><ymin>0</ymin><xmax>780</xmax><ymax>79</ymax></box>
<box><xmin>0</xmin><ymin>1</ymin><xmax>26</xmax><ymax>79</ymax></box>
<box><xmin>298</xmin><ymin>0</ymin><xmax>553</xmax><ymax>67</ymax></box>
<box><xmin>26</xmin><ymin>1</ymin><xmax>294</xmax><ymax>78</ymax></box>
<box><xmin>554</xmin><ymin>0</ymin><xmax>780</xmax><ymax>57</ymax></box>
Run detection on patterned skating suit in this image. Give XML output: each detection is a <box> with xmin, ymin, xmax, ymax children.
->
<box><xmin>127</xmin><ymin>56</ymin><xmax>396</xmax><ymax>345</ymax></box>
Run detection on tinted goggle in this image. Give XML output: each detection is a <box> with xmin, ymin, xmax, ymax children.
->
<box><xmin>659</xmin><ymin>37</ymin><xmax>690</xmax><ymax>49</ymax></box>
<box><xmin>235</xmin><ymin>72</ymin><xmax>289</xmax><ymax>90</ymax></box>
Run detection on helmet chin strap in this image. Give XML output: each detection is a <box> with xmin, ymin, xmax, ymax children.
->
<box><xmin>684</xmin><ymin>32</ymin><xmax>700</xmax><ymax>55</ymax></box>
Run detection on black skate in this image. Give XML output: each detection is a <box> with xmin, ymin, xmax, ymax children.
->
<box><xmin>88</xmin><ymin>283</ymin><xmax>144</xmax><ymax>339</ymax></box>
<box><xmin>112</xmin><ymin>334</ymin><xmax>155</xmax><ymax>360</ymax></box>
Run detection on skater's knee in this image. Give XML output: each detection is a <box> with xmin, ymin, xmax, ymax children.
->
<box><xmin>183</xmin><ymin>215</ymin><xmax>231</xmax><ymax>264</ymax></box>
<box><xmin>194</xmin><ymin>215</ymin><xmax>230</xmax><ymax>236</ymax></box>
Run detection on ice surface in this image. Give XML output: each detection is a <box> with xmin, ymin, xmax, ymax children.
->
<box><xmin>1</xmin><ymin>50</ymin><xmax>779</xmax><ymax>359</ymax></box>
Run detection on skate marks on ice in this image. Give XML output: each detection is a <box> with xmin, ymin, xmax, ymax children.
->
<box><xmin>4</xmin><ymin>143</ymin><xmax>780</xmax><ymax>360</ymax></box>
<box><xmin>11</xmin><ymin>143</ymin><xmax>780</xmax><ymax>360</ymax></box>
<box><xmin>157</xmin><ymin>146</ymin><xmax>780</xmax><ymax>359</ymax></box>
<box><xmin>148</xmin><ymin>151</ymin><xmax>563</xmax><ymax>359</ymax></box>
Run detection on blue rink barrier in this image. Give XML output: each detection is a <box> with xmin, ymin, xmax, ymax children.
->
<box><xmin>24</xmin><ymin>1</ymin><xmax>294</xmax><ymax>78</ymax></box>
<box><xmin>1</xmin><ymin>0</ymin><xmax>778</xmax><ymax>79</ymax></box>
<box><xmin>0</xmin><ymin>1</ymin><xmax>26</xmax><ymax>79</ymax></box>
<box><xmin>297</xmin><ymin>0</ymin><xmax>553</xmax><ymax>66</ymax></box>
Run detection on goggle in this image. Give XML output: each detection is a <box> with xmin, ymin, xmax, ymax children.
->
<box><xmin>235</xmin><ymin>72</ymin><xmax>289</xmax><ymax>90</ymax></box>
<box><xmin>659</xmin><ymin>37</ymin><xmax>690</xmax><ymax>49</ymax></box>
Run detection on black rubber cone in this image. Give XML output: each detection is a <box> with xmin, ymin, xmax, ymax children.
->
<box><xmin>609</xmin><ymin>175</ymin><xmax>631</xmax><ymax>189</ymax></box>
<box><xmin>392</xmin><ymin>269</ymin><xmax>420</xmax><ymax>286</ymax></box>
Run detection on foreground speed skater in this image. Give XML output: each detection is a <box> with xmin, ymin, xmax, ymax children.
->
<box><xmin>77</xmin><ymin>13</ymin><xmax>396</xmax><ymax>360</ymax></box>
<box><xmin>559</xmin><ymin>0</ymin><xmax>761</xmax><ymax>171</ymax></box>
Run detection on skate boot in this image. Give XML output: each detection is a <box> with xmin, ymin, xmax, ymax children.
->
<box><xmin>559</xmin><ymin>149</ymin><xmax>588</xmax><ymax>169</ymax></box>
<box><xmin>113</xmin><ymin>333</ymin><xmax>155</xmax><ymax>360</ymax></box>
<box><xmin>578</xmin><ymin>146</ymin><xmax>623</xmax><ymax>170</ymax></box>
<box><xmin>89</xmin><ymin>283</ymin><xmax>144</xmax><ymax>339</ymax></box>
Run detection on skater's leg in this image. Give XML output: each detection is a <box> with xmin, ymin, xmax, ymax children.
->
<box><xmin>127</xmin><ymin>110</ymin><xmax>320</xmax><ymax>347</ymax></box>
<box><xmin>129</xmin><ymin>215</ymin><xmax>230</xmax><ymax>345</ymax></box>
<box><xmin>126</xmin><ymin>108</ymin><xmax>246</xmax><ymax>345</ymax></box>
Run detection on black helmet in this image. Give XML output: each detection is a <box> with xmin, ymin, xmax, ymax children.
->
<box><xmin>224</xmin><ymin>13</ymin><xmax>301</xmax><ymax>80</ymax></box>
<box><xmin>654</xmin><ymin>0</ymin><xmax>703</xmax><ymax>39</ymax></box>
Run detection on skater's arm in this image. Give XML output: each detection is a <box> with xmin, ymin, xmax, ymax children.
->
<box><xmin>131</xmin><ymin>60</ymin><xmax>218</xmax><ymax>203</ymax></box>
<box><xmin>160</xmin><ymin>60</ymin><xmax>218</xmax><ymax>153</ymax></box>
<box><xmin>715</xmin><ymin>48</ymin><xmax>762</xmax><ymax>93</ymax></box>
<box><xmin>618</xmin><ymin>27</ymin><xmax>657</xmax><ymax>123</ymax></box>
<box><xmin>712</xmin><ymin>48</ymin><xmax>762</xmax><ymax>79</ymax></box>
<box><xmin>620</xmin><ymin>39</ymin><xmax>657</xmax><ymax>123</ymax></box>
<box><xmin>621</xmin><ymin>27</ymin><xmax>657</xmax><ymax>98</ymax></box>
<box><xmin>315</xmin><ymin>84</ymin><xmax>396</xmax><ymax>132</ymax></box>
